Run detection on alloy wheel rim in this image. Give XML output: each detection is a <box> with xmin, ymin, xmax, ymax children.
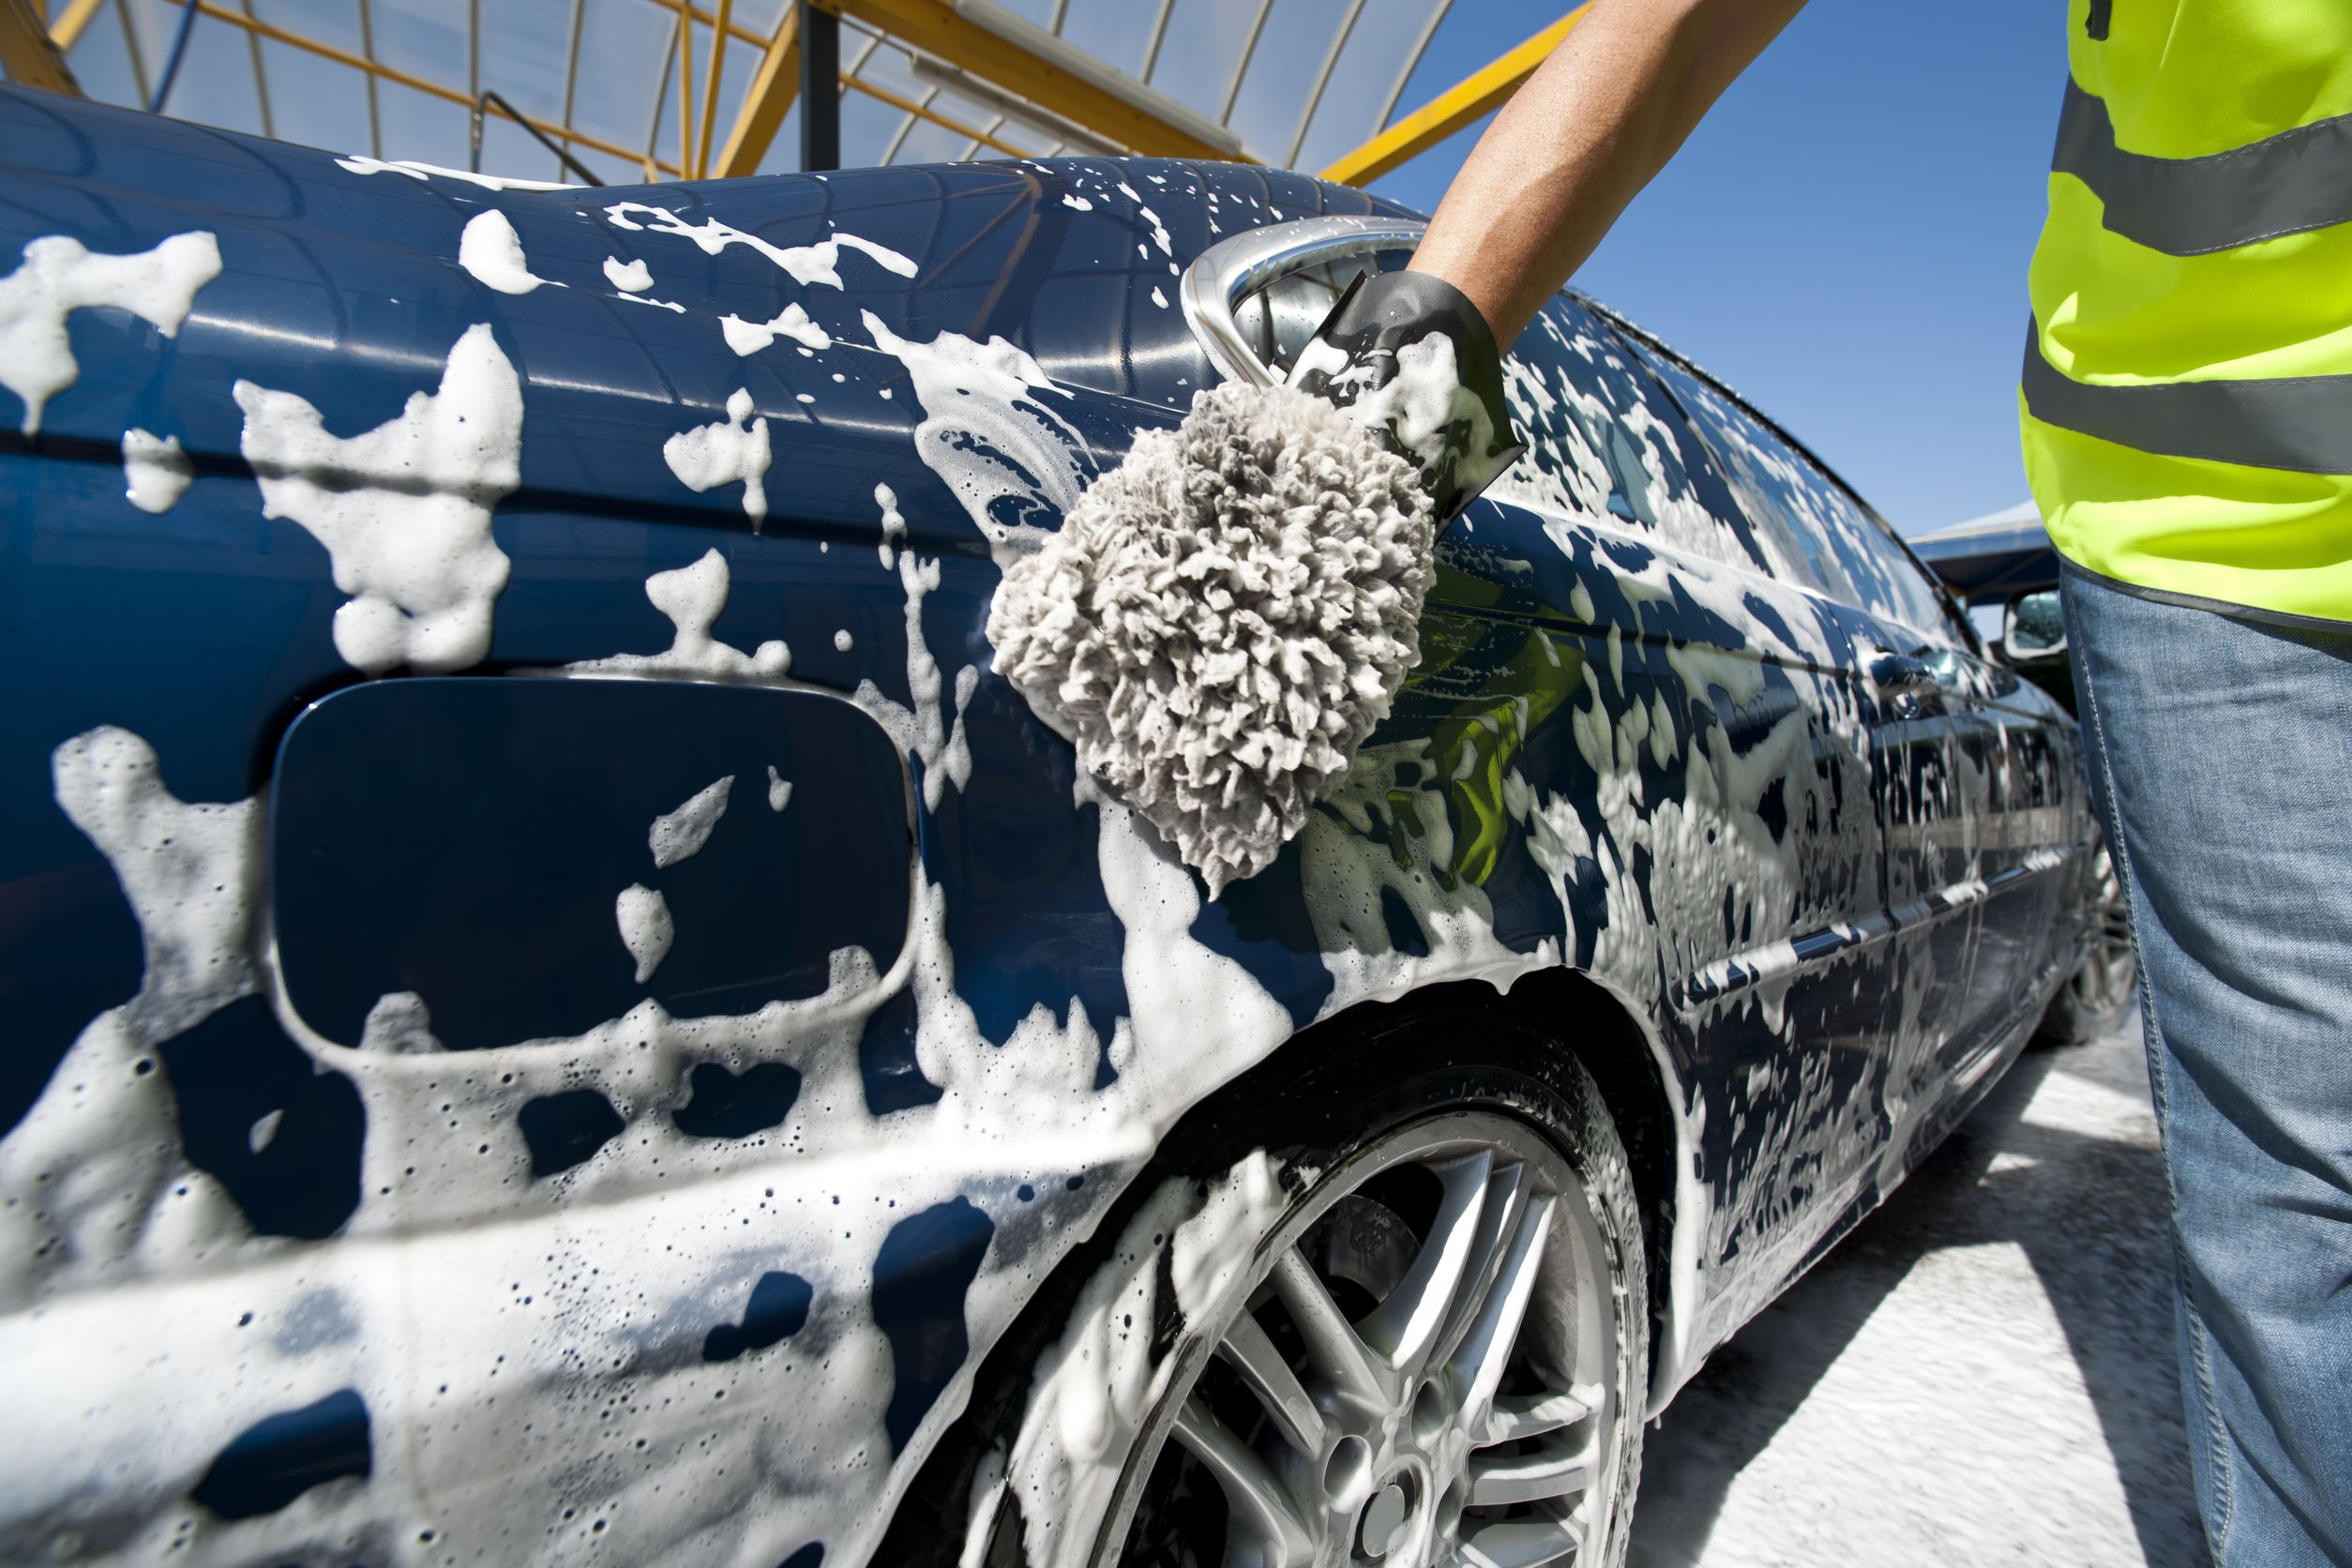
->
<box><xmin>1096</xmin><ymin>1111</ymin><xmax>1622</xmax><ymax>1568</ymax></box>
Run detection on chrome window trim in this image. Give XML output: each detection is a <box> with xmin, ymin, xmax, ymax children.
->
<box><xmin>1178</xmin><ymin>214</ymin><xmax>1429</xmax><ymax>387</ymax></box>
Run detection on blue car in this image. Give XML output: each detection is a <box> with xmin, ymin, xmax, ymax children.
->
<box><xmin>0</xmin><ymin>87</ymin><xmax>2106</xmax><ymax>1568</ymax></box>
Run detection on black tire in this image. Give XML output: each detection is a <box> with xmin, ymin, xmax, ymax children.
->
<box><xmin>2036</xmin><ymin>839</ymin><xmax>2138</xmax><ymax>1048</ymax></box>
<box><xmin>882</xmin><ymin>990</ymin><xmax>1651</xmax><ymax>1568</ymax></box>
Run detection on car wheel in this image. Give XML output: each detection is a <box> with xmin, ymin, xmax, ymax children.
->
<box><xmin>2036</xmin><ymin>840</ymin><xmax>2138</xmax><ymax>1048</ymax></box>
<box><xmin>919</xmin><ymin>1003</ymin><xmax>1651</xmax><ymax>1568</ymax></box>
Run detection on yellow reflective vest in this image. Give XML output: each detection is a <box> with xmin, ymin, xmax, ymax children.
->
<box><xmin>2021</xmin><ymin>0</ymin><xmax>2352</xmax><ymax>626</ymax></box>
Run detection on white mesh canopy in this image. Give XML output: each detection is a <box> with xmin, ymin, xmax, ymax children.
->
<box><xmin>42</xmin><ymin>0</ymin><xmax>1557</xmax><ymax>185</ymax></box>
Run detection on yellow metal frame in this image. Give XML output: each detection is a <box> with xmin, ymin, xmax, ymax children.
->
<box><xmin>4</xmin><ymin>0</ymin><xmax>79</xmax><ymax>92</ymax></box>
<box><xmin>45</xmin><ymin>0</ymin><xmax>106</xmax><ymax>54</ymax></box>
<box><xmin>822</xmin><ymin>0</ymin><xmax>1237</xmax><ymax>160</ymax></box>
<box><xmin>675</xmin><ymin>0</ymin><xmax>696</xmax><ymax>177</ymax></box>
<box><xmin>47</xmin><ymin>0</ymin><xmax>1251</xmax><ymax>181</ymax></box>
<box><xmin>1320</xmin><ymin>7</ymin><xmax>1587</xmax><ymax>188</ymax></box>
<box><xmin>848</xmin><ymin>74</ymin><xmax>1032</xmax><ymax>159</ymax></box>
<box><xmin>161</xmin><ymin>1</ymin><xmax>686</xmax><ymax>174</ymax></box>
<box><xmin>713</xmin><ymin>0</ymin><xmax>1226</xmax><ymax>179</ymax></box>
<box><xmin>711</xmin><ymin>6</ymin><xmax>802</xmax><ymax>178</ymax></box>
<box><xmin>692</xmin><ymin>0</ymin><xmax>733</xmax><ymax>176</ymax></box>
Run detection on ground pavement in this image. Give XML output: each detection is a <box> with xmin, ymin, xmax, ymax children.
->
<box><xmin>1626</xmin><ymin>1011</ymin><xmax>2209</xmax><ymax>1567</ymax></box>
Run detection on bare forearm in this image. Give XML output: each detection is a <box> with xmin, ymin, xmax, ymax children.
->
<box><xmin>1410</xmin><ymin>0</ymin><xmax>1808</xmax><ymax>345</ymax></box>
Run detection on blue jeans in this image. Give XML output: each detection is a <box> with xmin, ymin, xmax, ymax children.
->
<box><xmin>2064</xmin><ymin>565</ymin><xmax>2352</xmax><ymax>1567</ymax></box>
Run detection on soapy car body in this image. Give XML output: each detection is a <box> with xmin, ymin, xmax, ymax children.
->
<box><xmin>0</xmin><ymin>87</ymin><xmax>2097</xmax><ymax>1567</ymax></box>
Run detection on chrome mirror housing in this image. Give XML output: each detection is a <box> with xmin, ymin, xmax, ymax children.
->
<box><xmin>1178</xmin><ymin>215</ymin><xmax>1430</xmax><ymax>387</ymax></box>
<box><xmin>2002</xmin><ymin>588</ymin><xmax>2069</xmax><ymax>663</ymax></box>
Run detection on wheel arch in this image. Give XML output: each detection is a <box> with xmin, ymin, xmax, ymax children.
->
<box><xmin>1482</xmin><ymin>968</ymin><xmax>1698</xmax><ymax>1417</ymax></box>
<box><xmin>1271</xmin><ymin>971</ymin><xmax>1694</xmax><ymax>1405</ymax></box>
<box><xmin>876</xmin><ymin>965</ymin><xmax>1705</xmax><ymax>1565</ymax></box>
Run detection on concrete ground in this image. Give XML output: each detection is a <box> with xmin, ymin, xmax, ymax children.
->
<box><xmin>1626</xmin><ymin>1012</ymin><xmax>2210</xmax><ymax>1567</ymax></box>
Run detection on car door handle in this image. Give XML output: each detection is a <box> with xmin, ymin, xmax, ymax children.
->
<box><xmin>1870</xmin><ymin>654</ymin><xmax>1945</xmax><ymax>714</ymax></box>
<box><xmin>1870</xmin><ymin>654</ymin><xmax>1935</xmax><ymax>693</ymax></box>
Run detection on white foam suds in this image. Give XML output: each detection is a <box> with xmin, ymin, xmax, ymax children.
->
<box><xmin>0</xmin><ymin>728</ymin><xmax>263</xmax><ymax>1304</ymax></box>
<box><xmin>989</xmin><ymin>380</ymin><xmax>1435</xmax><ymax>896</ymax></box>
<box><xmin>662</xmin><ymin>388</ymin><xmax>771</xmax><ymax>528</ymax></box>
<box><xmin>616</xmin><ymin>292</ymin><xmax>687</xmax><ymax>313</ymax></box>
<box><xmin>0</xmin><ymin>231</ymin><xmax>220</xmax><ymax>435</ymax></box>
<box><xmin>1060</xmin><ymin>194</ymin><xmax>1092</xmax><ymax>211</ymax></box>
<box><xmin>860</xmin><ymin>311</ymin><xmax>1090</xmax><ymax>570</ymax></box>
<box><xmin>720</xmin><ymin>303</ymin><xmax>831</xmax><ymax>356</ymax></box>
<box><xmin>765</xmin><ymin>766</ymin><xmax>792</xmax><ymax>812</ymax></box>
<box><xmin>649</xmin><ymin>775</ymin><xmax>733</xmax><ymax>868</ymax></box>
<box><xmin>874</xmin><ymin>482</ymin><xmax>907</xmax><ymax>569</ymax></box>
<box><xmin>1167</xmin><ymin>1149</ymin><xmax>1285</xmax><ymax>1321</ymax></box>
<box><xmin>458</xmin><ymin>209</ymin><xmax>561</xmax><ymax>294</ymax></box>
<box><xmin>603</xmin><ymin>203</ymin><xmax>915</xmax><ymax>288</ymax></box>
<box><xmin>7</xmin><ymin>596</ymin><xmax>1300</xmax><ymax>1568</ymax></box>
<box><xmin>1149</xmin><ymin>286</ymin><xmax>1167</xmax><ymax>309</ymax></box>
<box><xmin>1301</xmin><ymin>736</ymin><xmax>1560</xmax><ymax>1018</ymax></box>
<box><xmin>614</xmin><ymin>883</ymin><xmax>673</xmax><ymax>982</ymax></box>
<box><xmin>1294</xmin><ymin>328</ymin><xmax>1503</xmax><ymax>505</ymax></box>
<box><xmin>234</xmin><ymin>320</ymin><xmax>523</xmax><ymax>675</ymax></box>
<box><xmin>986</xmin><ymin>1148</ymin><xmax>1296</xmax><ymax>1568</ymax></box>
<box><xmin>333</xmin><ymin>155</ymin><xmax>573</xmax><ymax>191</ymax></box>
<box><xmin>1136</xmin><ymin>206</ymin><xmax>1171</xmax><ymax>256</ymax></box>
<box><xmin>602</xmin><ymin>255</ymin><xmax>653</xmax><ymax>292</ymax></box>
<box><xmin>247</xmin><ymin>1108</ymin><xmax>282</xmax><ymax>1154</ymax></box>
<box><xmin>565</xmin><ymin>549</ymin><xmax>792</xmax><ymax>682</ymax></box>
<box><xmin>852</xmin><ymin>551</ymin><xmax>977</xmax><ymax>811</ymax></box>
<box><xmin>834</xmin><ymin>629</ymin><xmax>853</xmax><ymax>652</ymax></box>
<box><xmin>120</xmin><ymin>428</ymin><xmax>192</xmax><ymax>513</ymax></box>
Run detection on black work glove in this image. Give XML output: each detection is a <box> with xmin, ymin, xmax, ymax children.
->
<box><xmin>1288</xmin><ymin>268</ymin><xmax>1525</xmax><ymax>525</ymax></box>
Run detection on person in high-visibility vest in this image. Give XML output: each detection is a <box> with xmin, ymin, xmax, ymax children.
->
<box><xmin>1377</xmin><ymin>1</ymin><xmax>2352</xmax><ymax>1560</ymax></box>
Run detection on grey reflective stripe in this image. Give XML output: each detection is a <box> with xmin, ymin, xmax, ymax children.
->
<box><xmin>2052</xmin><ymin>78</ymin><xmax>2352</xmax><ymax>255</ymax></box>
<box><xmin>2022</xmin><ymin>318</ymin><xmax>2352</xmax><ymax>475</ymax></box>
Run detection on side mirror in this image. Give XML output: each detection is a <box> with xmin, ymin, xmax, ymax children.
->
<box><xmin>2002</xmin><ymin>589</ymin><xmax>2068</xmax><ymax>663</ymax></box>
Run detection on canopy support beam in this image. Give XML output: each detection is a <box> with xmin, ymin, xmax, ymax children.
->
<box><xmin>712</xmin><ymin>2</ymin><xmax>801</xmax><ymax>176</ymax></box>
<box><xmin>799</xmin><ymin>0</ymin><xmax>838</xmax><ymax>171</ymax></box>
<box><xmin>822</xmin><ymin>0</ymin><xmax>1242</xmax><ymax>160</ymax></box>
<box><xmin>2</xmin><ymin>0</ymin><xmax>81</xmax><ymax>92</ymax></box>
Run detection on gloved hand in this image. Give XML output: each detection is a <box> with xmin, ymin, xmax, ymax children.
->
<box><xmin>1288</xmin><ymin>268</ymin><xmax>1525</xmax><ymax>524</ymax></box>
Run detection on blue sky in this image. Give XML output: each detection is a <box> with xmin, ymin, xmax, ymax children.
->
<box><xmin>1372</xmin><ymin>0</ymin><xmax>2062</xmax><ymax>537</ymax></box>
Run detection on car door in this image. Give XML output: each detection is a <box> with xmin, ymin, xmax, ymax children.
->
<box><xmin>1974</xmin><ymin>662</ymin><xmax>2085</xmax><ymax>1035</ymax></box>
<box><xmin>1450</xmin><ymin>293</ymin><xmax>1933</xmax><ymax>1346</ymax></box>
<box><xmin>1626</xmin><ymin>340</ymin><xmax>2027</xmax><ymax>1155</ymax></box>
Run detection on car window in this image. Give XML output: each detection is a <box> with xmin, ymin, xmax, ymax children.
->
<box><xmin>1628</xmin><ymin>342</ymin><xmax>1956</xmax><ymax>641</ymax></box>
<box><xmin>1484</xmin><ymin>297</ymin><xmax>1788</xmax><ymax>577</ymax></box>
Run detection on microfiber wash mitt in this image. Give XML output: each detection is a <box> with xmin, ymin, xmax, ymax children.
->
<box><xmin>989</xmin><ymin>270</ymin><xmax>1522</xmax><ymax>896</ymax></box>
